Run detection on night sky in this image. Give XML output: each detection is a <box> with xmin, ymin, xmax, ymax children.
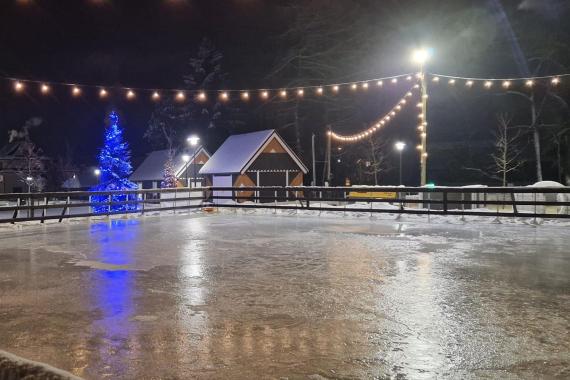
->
<box><xmin>1</xmin><ymin>0</ymin><xmax>569</xmax><ymax>185</ymax></box>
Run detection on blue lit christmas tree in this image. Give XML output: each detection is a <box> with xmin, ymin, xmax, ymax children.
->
<box><xmin>90</xmin><ymin>111</ymin><xmax>138</xmax><ymax>213</ymax></box>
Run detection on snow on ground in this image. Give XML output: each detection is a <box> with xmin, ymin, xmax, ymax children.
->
<box><xmin>0</xmin><ymin>212</ymin><xmax>569</xmax><ymax>379</ymax></box>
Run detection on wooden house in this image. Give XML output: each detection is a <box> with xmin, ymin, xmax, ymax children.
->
<box><xmin>130</xmin><ymin>146</ymin><xmax>210</xmax><ymax>190</ymax></box>
<box><xmin>199</xmin><ymin>130</ymin><xmax>308</xmax><ymax>202</ymax></box>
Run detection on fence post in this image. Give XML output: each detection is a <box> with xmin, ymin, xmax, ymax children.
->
<box><xmin>274</xmin><ymin>190</ymin><xmax>277</xmax><ymax>214</ymax></box>
<box><xmin>460</xmin><ymin>193</ymin><xmax>466</xmax><ymax>222</ymax></box>
<box><xmin>343</xmin><ymin>191</ymin><xmax>347</xmax><ymax>217</ymax></box>
<box><xmin>40</xmin><ymin>196</ymin><xmax>47</xmax><ymax>224</ymax></box>
<box><xmin>443</xmin><ymin>191</ymin><xmax>448</xmax><ymax>214</ymax></box>
<box><xmin>532</xmin><ymin>192</ymin><xmax>538</xmax><ymax>225</ymax></box>
<box><xmin>427</xmin><ymin>191</ymin><xmax>431</xmax><ymax>223</ymax></box>
<box><xmin>107</xmin><ymin>194</ymin><xmax>111</xmax><ymax>217</ymax></box>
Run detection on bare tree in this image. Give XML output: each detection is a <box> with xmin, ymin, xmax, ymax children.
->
<box><xmin>492</xmin><ymin>114</ymin><xmax>524</xmax><ymax>186</ymax></box>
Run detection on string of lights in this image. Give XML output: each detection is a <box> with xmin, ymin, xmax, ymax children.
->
<box><xmin>328</xmin><ymin>83</ymin><xmax>419</xmax><ymax>142</ymax></box>
<box><xmin>0</xmin><ymin>73</ymin><xmax>416</xmax><ymax>103</ymax></box>
<box><xmin>426</xmin><ymin>73</ymin><xmax>568</xmax><ymax>88</ymax></box>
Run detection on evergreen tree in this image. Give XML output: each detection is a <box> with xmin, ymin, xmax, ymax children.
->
<box><xmin>91</xmin><ymin>111</ymin><xmax>138</xmax><ymax>213</ymax></box>
<box><xmin>161</xmin><ymin>151</ymin><xmax>178</xmax><ymax>188</ymax></box>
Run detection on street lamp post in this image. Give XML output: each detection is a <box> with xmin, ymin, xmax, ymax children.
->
<box><xmin>187</xmin><ymin>135</ymin><xmax>200</xmax><ymax>188</ymax></box>
<box><xmin>412</xmin><ymin>48</ymin><xmax>431</xmax><ymax>186</ymax></box>
<box><xmin>94</xmin><ymin>168</ymin><xmax>101</xmax><ymax>184</ymax></box>
<box><xmin>394</xmin><ymin>142</ymin><xmax>406</xmax><ymax>186</ymax></box>
<box><xmin>182</xmin><ymin>154</ymin><xmax>191</xmax><ymax>187</ymax></box>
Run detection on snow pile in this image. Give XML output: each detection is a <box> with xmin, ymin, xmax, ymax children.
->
<box><xmin>516</xmin><ymin>181</ymin><xmax>569</xmax><ymax>214</ymax></box>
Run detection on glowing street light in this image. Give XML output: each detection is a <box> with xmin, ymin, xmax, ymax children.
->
<box><xmin>412</xmin><ymin>48</ymin><xmax>431</xmax><ymax>65</ymax></box>
<box><xmin>412</xmin><ymin>47</ymin><xmax>432</xmax><ymax>186</ymax></box>
<box><xmin>186</xmin><ymin>135</ymin><xmax>201</xmax><ymax>187</ymax></box>
<box><xmin>394</xmin><ymin>142</ymin><xmax>406</xmax><ymax>185</ymax></box>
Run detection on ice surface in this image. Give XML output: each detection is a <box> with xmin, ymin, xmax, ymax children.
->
<box><xmin>0</xmin><ymin>212</ymin><xmax>569</xmax><ymax>379</ymax></box>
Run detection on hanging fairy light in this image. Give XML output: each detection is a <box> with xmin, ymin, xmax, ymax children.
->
<box><xmin>484</xmin><ymin>81</ymin><xmax>493</xmax><ymax>89</ymax></box>
<box><xmin>241</xmin><ymin>91</ymin><xmax>249</xmax><ymax>100</ymax></box>
<box><xmin>351</xmin><ymin>83</ymin><xmax>357</xmax><ymax>90</ymax></box>
<box><xmin>525</xmin><ymin>80</ymin><xmax>534</xmax><ymax>87</ymax></box>
<box><xmin>391</xmin><ymin>78</ymin><xmax>398</xmax><ymax>84</ymax></box>
<box><xmin>280</xmin><ymin>90</ymin><xmax>287</xmax><ymax>98</ymax></box>
<box><xmin>329</xmin><ymin>84</ymin><xmax>418</xmax><ymax>142</ymax></box>
<box><xmin>197</xmin><ymin>92</ymin><xmax>207</xmax><ymax>101</ymax></box>
<box><xmin>72</xmin><ymin>86</ymin><xmax>81</xmax><ymax>96</ymax></box>
<box><xmin>502</xmin><ymin>81</ymin><xmax>511</xmax><ymax>88</ymax></box>
<box><xmin>297</xmin><ymin>88</ymin><xmax>304</xmax><ymax>96</ymax></box>
<box><xmin>362</xmin><ymin>82</ymin><xmax>369</xmax><ymax>89</ymax></box>
<box><xmin>551</xmin><ymin>77</ymin><xmax>560</xmax><ymax>85</ymax></box>
<box><xmin>377</xmin><ymin>80</ymin><xmax>383</xmax><ymax>86</ymax></box>
<box><xmin>260</xmin><ymin>90</ymin><xmax>269</xmax><ymax>99</ymax></box>
<box><xmin>99</xmin><ymin>88</ymin><xmax>108</xmax><ymax>98</ymax></box>
<box><xmin>220</xmin><ymin>91</ymin><xmax>229</xmax><ymax>101</ymax></box>
<box><xmin>432</xmin><ymin>76</ymin><xmax>440</xmax><ymax>83</ymax></box>
<box><xmin>126</xmin><ymin>90</ymin><xmax>135</xmax><ymax>99</ymax></box>
<box><xmin>466</xmin><ymin>80</ymin><xmax>474</xmax><ymax>87</ymax></box>
<box><xmin>14</xmin><ymin>81</ymin><xmax>24</xmax><ymax>92</ymax></box>
<box><xmin>448</xmin><ymin>79</ymin><xmax>456</xmax><ymax>85</ymax></box>
<box><xmin>176</xmin><ymin>91</ymin><xmax>186</xmax><ymax>101</ymax></box>
<box><xmin>40</xmin><ymin>83</ymin><xmax>50</xmax><ymax>94</ymax></box>
<box><xmin>332</xmin><ymin>85</ymin><xmax>339</xmax><ymax>92</ymax></box>
<box><xmin>151</xmin><ymin>91</ymin><xmax>160</xmax><ymax>101</ymax></box>
<box><xmin>316</xmin><ymin>87</ymin><xmax>323</xmax><ymax>95</ymax></box>
<box><xmin>406</xmin><ymin>75</ymin><xmax>413</xmax><ymax>81</ymax></box>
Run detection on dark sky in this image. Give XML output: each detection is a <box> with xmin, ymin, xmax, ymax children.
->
<box><xmin>1</xmin><ymin>0</ymin><xmax>569</xmax><ymax>184</ymax></box>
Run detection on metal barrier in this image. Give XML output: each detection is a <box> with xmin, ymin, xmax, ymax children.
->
<box><xmin>0</xmin><ymin>187</ymin><xmax>204</xmax><ymax>224</ymax></box>
<box><xmin>205</xmin><ymin>186</ymin><xmax>570</xmax><ymax>220</ymax></box>
<box><xmin>1</xmin><ymin>186</ymin><xmax>569</xmax><ymax>224</ymax></box>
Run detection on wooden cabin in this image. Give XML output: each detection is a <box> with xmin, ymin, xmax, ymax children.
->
<box><xmin>130</xmin><ymin>146</ymin><xmax>210</xmax><ymax>190</ymax></box>
<box><xmin>199</xmin><ymin>130</ymin><xmax>308</xmax><ymax>202</ymax></box>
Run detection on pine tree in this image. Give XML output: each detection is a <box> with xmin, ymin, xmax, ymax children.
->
<box><xmin>91</xmin><ymin>111</ymin><xmax>138</xmax><ymax>213</ymax></box>
<box><xmin>161</xmin><ymin>151</ymin><xmax>178</xmax><ymax>188</ymax></box>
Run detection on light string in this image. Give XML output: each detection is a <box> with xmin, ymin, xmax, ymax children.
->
<box><xmin>427</xmin><ymin>72</ymin><xmax>567</xmax><ymax>88</ymax></box>
<box><xmin>1</xmin><ymin>73</ymin><xmax>415</xmax><ymax>102</ymax></box>
<box><xmin>328</xmin><ymin>83</ymin><xmax>419</xmax><ymax>142</ymax></box>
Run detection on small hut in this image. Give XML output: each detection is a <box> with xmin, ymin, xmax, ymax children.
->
<box><xmin>199</xmin><ymin>130</ymin><xmax>308</xmax><ymax>202</ymax></box>
<box><xmin>130</xmin><ymin>146</ymin><xmax>210</xmax><ymax>190</ymax></box>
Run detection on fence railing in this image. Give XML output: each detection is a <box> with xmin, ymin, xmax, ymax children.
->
<box><xmin>205</xmin><ymin>185</ymin><xmax>570</xmax><ymax>220</ymax></box>
<box><xmin>1</xmin><ymin>185</ymin><xmax>569</xmax><ymax>224</ymax></box>
<box><xmin>0</xmin><ymin>187</ymin><xmax>204</xmax><ymax>224</ymax></box>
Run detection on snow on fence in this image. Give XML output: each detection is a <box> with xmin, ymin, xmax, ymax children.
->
<box><xmin>1</xmin><ymin>185</ymin><xmax>570</xmax><ymax>224</ymax></box>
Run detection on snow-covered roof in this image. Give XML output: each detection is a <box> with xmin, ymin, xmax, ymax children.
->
<box><xmin>130</xmin><ymin>147</ymin><xmax>208</xmax><ymax>182</ymax></box>
<box><xmin>199</xmin><ymin>129</ymin><xmax>308</xmax><ymax>175</ymax></box>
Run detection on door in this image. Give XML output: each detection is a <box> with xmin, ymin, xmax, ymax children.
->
<box><xmin>212</xmin><ymin>175</ymin><xmax>233</xmax><ymax>204</ymax></box>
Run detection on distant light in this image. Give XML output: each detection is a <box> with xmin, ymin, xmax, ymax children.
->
<box><xmin>316</xmin><ymin>87</ymin><xmax>323</xmax><ymax>95</ymax></box>
<box><xmin>406</xmin><ymin>76</ymin><xmax>412</xmax><ymax>81</ymax></box>
<box><xmin>351</xmin><ymin>83</ymin><xmax>357</xmax><ymax>90</ymax></box>
<box><xmin>182</xmin><ymin>154</ymin><xmax>191</xmax><ymax>162</ymax></box>
<box><xmin>241</xmin><ymin>91</ymin><xmax>249</xmax><ymax>100</ymax></box>
<box><xmin>40</xmin><ymin>84</ymin><xmax>50</xmax><ymax>94</ymax></box>
<box><xmin>502</xmin><ymin>81</ymin><xmax>511</xmax><ymax>88</ymax></box>
<box><xmin>297</xmin><ymin>88</ymin><xmax>304</xmax><ymax>96</ymax></box>
<box><xmin>448</xmin><ymin>79</ymin><xmax>456</xmax><ymax>85</ymax></box>
<box><xmin>432</xmin><ymin>76</ymin><xmax>440</xmax><ymax>83</ymax></box>
<box><xmin>525</xmin><ymin>80</ymin><xmax>534</xmax><ymax>87</ymax></box>
<box><xmin>197</xmin><ymin>92</ymin><xmax>207</xmax><ymax>101</ymax></box>
<box><xmin>332</xmin><ymin>85</ymin><xmax>339</xmax><ymax>92</ymax></box>
<box><xmin>426</xmin><ymin>182</ymin><xmax>435</xmax><ymax>187</ymax></box>
<box><xmin>260</xmin><ymin>90</ymin><xmax>269</xmax><ymax>99</ymax></box>
<box><xmin>220</xmin><ymin>91</ymin><xmax>229</xmax><ymax>101</ymax></box>
<box><xmin>391</xmin><ymin>78</ymin><xmax>398</xmax><ymax>84</ymax></box>
<box><xmin>395</xmin><ymin>141</ymin><xmax>406</xmax><ymax>151</ymax></box>
<box><xmin>280</xmin><ymin>90</ymin><xmax>287</xmax><ymax>98</ymax></box>
<box><xmin>72</xmin><ymin>86</ymin><xmax>81</xmax><ymax>96</ymax></box>
<box><xmin>361</xmin><ymin>82</ymin><xmax>368</xmax><ymax>89</ymax></box>
<box><xmin>187</xmin><ymin>135</ymin><xmax>200</xmax><ymax>147</ymax></box>
<box><xmin>412</xmin><ymin>48</ymin><xmax>431</xmax><ymax>65</ymax></box>
<box><xmin>14</xmin><ymin>81</ymin><xmax>24</xmax><ymax>92</ymax></box>
<box><xmin>176</xmin><ymin>91</ymin><xmax>186</xmax><ymax>101</ymax></box>
<box><xmin>337</xmin><ymin>158</ymin><xmax>341</xmax><ymax>163</ymax></box>
<box><xmin>99</xmin><ymin>88</ymin><xmax>108</xmax><ymax>98</ymax></box>
<box><xmin>551</xmin><ymin>77</ymin><xmax>560</xmax><ymax>85</ymax></box>
<box><xmin>377</xmin><ymin>80</ymin><xmax>383</xmax><ymax>86</ymax></box>
<box><xmin>466</xmin><ymin>80</ymin><xmax>474</xmax><ymax>87</ymax></box>
<box><xmin>152</xmin><ymin>91</ymin><xmax>160</xmax><ymax>100</ymax></box>
<box><xmin>484</xmin><ymin>81</ymin><xmax>493</xmax><ymax>88</ymax></box>
<box><xmin>126</xmin><ymin>90</ymin><xmax>135</xmax><ymax>99</ymax></box>
<box><xmin>25</xmin><ymin>176</ymin><xmax>33</xmax><ymax>182</ymax></box>
<box><xmin>94</xmin><ymin>169</ymin><xmax>101</xmax><ymax>176</ymax></box>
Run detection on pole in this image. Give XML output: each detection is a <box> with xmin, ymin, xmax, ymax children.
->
<box><xmin>420</xmin><ymin>65</ymin><xmax>428</xmax><ymax>186</ymax></box>
<box><xmin>311</xmin><ymin>134</ymin><xmax>316</xmax><ymax>186</ymax></box>
<box><xmin>193</xmin><ymin>155</ymin><xmax>197</xmax><ymax>188</ymax></box>
<box><xmin>399</xmin><ymin>150</ymin><xmax>403</xmax><ymax>186</ymax></box>
<box><xmin>326</xmin><ymin>128</ymin><xmax>332</xmax><ymax>185</ymax></box>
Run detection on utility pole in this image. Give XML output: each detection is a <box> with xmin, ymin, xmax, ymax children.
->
<box><xmin>311</xmin><ymin>134</ymin><xmax>316</xmax><ymax>186</ymax></box>
<box><xmin>324</xmin><ymin>128</ymin><xmax>332</xmax><ymax>185</ymax></box>
<box><xmin>419</xmin><ymin>67</ymin><xmax>428</xmax><ymax>186</ymax></box>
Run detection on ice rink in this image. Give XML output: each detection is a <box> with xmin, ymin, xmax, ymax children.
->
<box><xmin>1</xmin><ymin>212</ymin><xmax>569</xmax><ymax>379</ymax></box>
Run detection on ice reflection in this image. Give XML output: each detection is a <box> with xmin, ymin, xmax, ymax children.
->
<box><xmin>88</xmin><ymin>220</ymin><xmax>139</xmax><ymax>378</ymax></box>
